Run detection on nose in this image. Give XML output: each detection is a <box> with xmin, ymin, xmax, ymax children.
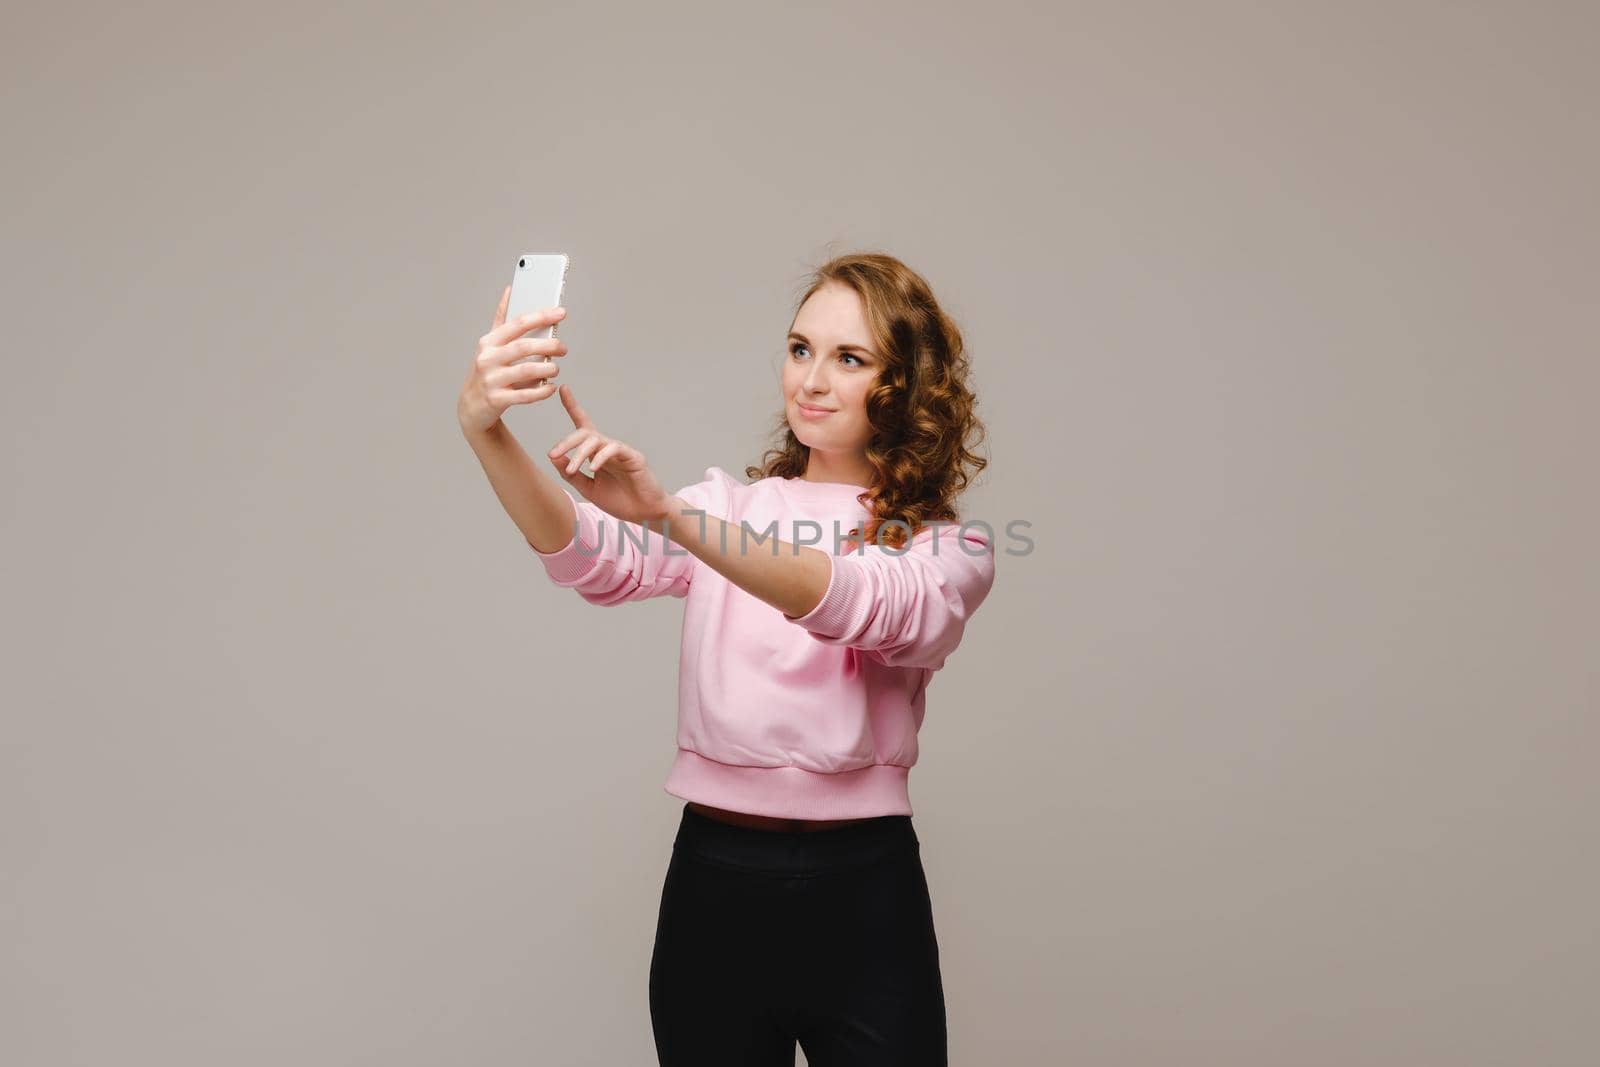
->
<box><xmin>801</xmin><ymin>358</ymin><xmax>830</xmax><ymax>396</ymax></box>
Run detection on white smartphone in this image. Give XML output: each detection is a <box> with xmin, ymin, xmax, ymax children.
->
<box><xmin>505</xmin><ymin>254</ymin><xmax>570</xmax><ymax>366</ymax></box>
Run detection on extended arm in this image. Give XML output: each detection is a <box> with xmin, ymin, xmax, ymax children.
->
<box><xmin>662</xmin><ymin>495</ymin><xmax>833</xmax><ymax>618</ymax></box>
<box><xmin>663</xmin><ymin>497</ymin><xmax>997</xmax><ymax>670</ymax></box>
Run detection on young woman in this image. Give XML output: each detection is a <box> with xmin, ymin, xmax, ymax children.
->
<box><xmin>458</xmin><ymin>252</ymin><xmax>995</xmax><ymax>1066</ymax></box>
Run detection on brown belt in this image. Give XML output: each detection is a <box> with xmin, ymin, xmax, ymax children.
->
<box><xmin>686</xmin><ymin>801</ymin><xmax>877</xmax><ymax>833</ymax></box>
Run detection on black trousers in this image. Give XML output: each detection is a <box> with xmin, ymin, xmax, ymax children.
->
<box><xmin>649</xmin><ymin>801</ymin><xmax>948</xmax><ymax>1066</ymax></box>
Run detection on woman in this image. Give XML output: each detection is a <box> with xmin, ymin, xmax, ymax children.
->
<box><xmin>458</xmin><ymin>251</ymin><xmax>996</xmax><ymax>1065</ymax></box>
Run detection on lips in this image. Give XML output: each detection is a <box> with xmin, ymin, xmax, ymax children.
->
<box><xmin>797</xmin><ymin>403</ymin><xmax>835</xmax><ymax>414</ymax></box>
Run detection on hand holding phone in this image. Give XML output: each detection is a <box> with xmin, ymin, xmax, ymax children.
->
<box><xmin>506</xmin><ymin>253</ymin><xmax>569</xmax><ymax>347</ymax></box>
<box><xmin>456</xmin><ymin>254</ymin><xmax>570</xmax><ymax>435</ymax></box>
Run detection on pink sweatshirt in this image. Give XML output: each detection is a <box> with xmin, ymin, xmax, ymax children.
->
<box><xmin>531</xmin><ymin>466</ymin><xmax>997</xmax><ymax>819</ymax></box>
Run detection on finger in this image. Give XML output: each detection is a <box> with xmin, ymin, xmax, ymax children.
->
<box><xmin>493</xmin><ymin>357</ymin><xmax>560</xmax><ymax>390</ymax></box>
<box><xmin>525</xmin><ymin>337</ymin><xmax>568</xmax><ymax>357</ymax></box>
<box><xmin>563</xmin><ymin>434</ymin><xmax>608</xmax><ymax>476</ymax></box>
<box><xmin>548</xmin><ymin>428</ymin><xmax>596</xmax><ymax>464</ymax></box>
<box><xmin>486</xmin><ymin>359</ymin><xmax>552</xmax><ymax>391</ymax></box>
<box><xmin>492</xmin><ymin>284</ymin><xmax>509</xmax><ymax>329</ymax></box>
<box><xmin>591</xmin><ymin>437</ymin><xmax>642</xmax><ymax>474</ymax></box>
<box><xmin>492</xmin><ymin>382</ymin><xmax>555</xmax><ymax>406</ymax></box>
<box><xmin>480</xmin><ymin>337</ymin><xmax>567</xmax><ymax>377</ymax></box>
<box><xmin>509</xmin><ymin>337</ymin><xmax>568</xmax><ymax>363</ymax></box>
<box><xmin>549</xmin><ymin>450</ymin><xmax>597</xmax><ymax>496</ymax></box>
<box><xmin>589</xmin><ymin>440</ymin><xmax>622</xmax><ymax>475</ymax></box>
<box><xmin>557</xmin><ymin>384</ymin><xmax>593</xmax><ymax>430</ymax></box>
<box><xmin>479</xmin><ymin>306</ymin><xmax>566</xmax><ymax>351</ymax></box>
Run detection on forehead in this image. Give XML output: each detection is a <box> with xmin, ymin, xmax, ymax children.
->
<box><xmin>793</xmin><ymin>283</ymin><xmax>868</xmax><ymax>334</ymax></box>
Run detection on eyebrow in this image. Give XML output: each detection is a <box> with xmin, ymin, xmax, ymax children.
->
<box><xmin>787</xmin><ymin>331</ymin><xmax>877</xmax><ymax>359</ymax></box>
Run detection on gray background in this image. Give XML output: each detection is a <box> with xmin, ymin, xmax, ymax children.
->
<box><xmin>4</xmin><ymin>1</ymin><xmax>1596</xmax><ymax>1064</ymax></box>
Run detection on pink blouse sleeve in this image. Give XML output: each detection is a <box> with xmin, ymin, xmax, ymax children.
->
<box><xmin>782</xmin><ymin>522</ymin><xmax>997</xmax><ymax>670</ymax></box>
<box><xmin>531</xmin><ymin>468</ymin><xmax>724</xmax><ymax>605</ymax></box>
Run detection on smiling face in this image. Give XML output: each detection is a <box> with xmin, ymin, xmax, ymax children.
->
<box><xmin>783</xmin><ymin>282</ymin><xmax>879</xmax><ymax>482</ymax></box>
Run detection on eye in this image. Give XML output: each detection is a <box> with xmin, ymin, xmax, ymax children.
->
<box><xmin>790</xmin><ymin>342</ymin><xmax>868</xmax><ymax>369</ymax></box>
<box><xmin>790</xmin><ymin>342</ymin><xmax>865</xmax><ymax>367</ymax></box>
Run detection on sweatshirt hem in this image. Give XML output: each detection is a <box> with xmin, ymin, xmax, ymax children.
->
<box><xmin>663</xmin><ymin>748</ymin><xmax>913</xmax><ymax>819</ymax></box>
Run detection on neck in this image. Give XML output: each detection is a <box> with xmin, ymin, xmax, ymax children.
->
<box><xmin>801</xmin><ymin>451</ymin><xmax>873</xmax><ymax>487</ymax></box>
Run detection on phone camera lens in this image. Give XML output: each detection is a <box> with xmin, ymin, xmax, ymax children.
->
<box><xmin>519</xmin><ymin>258</ymin><xmax>526</xmax><ymax>268</ymax></box>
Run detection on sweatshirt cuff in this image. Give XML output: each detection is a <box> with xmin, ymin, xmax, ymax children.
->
<box><xmin>783</xmin><ymin>551</ymin><xmax>866</xmax><ymax>638</ymax></box>
<box><xmin>531</xmin><ymin>501</ymin><xmax>604</xmax><ymax>585</ymax></box>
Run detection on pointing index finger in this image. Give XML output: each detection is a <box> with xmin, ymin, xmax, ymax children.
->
<box><xmin>558</xmin><ymin>384</ymin><xmax>593</xmax><ymax>429</ymax></box>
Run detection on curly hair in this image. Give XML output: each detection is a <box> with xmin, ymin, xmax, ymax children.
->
<box><xmin>744</xmin><ymin>250</ymin><xmax>989</xmax><ymax>552</ymax></box>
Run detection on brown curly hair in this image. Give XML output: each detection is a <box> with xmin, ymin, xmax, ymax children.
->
<box><xmin>744</xmin><ymin>250</ymin><xmax>989</xmax><ymax>551</ymax></box>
